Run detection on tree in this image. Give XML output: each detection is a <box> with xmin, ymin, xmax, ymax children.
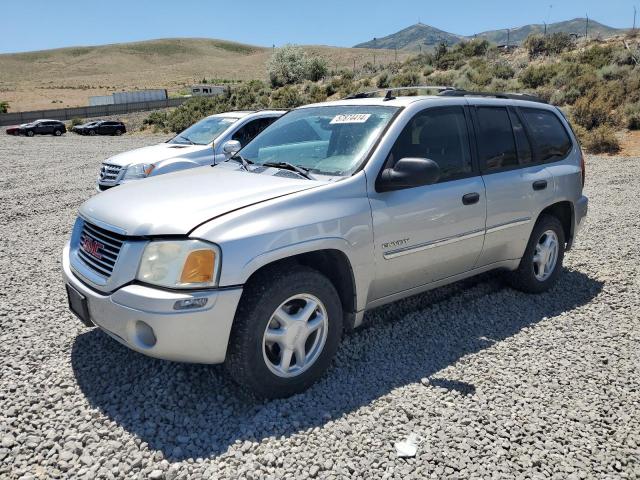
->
<box><xmin>306</xmin><ymin>56</ymin><xmax>328</xmax><ymax>82</ymax></box>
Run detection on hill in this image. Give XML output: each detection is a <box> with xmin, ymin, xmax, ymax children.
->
<box><xmin>354</xmin><ymin>18</ymin><xmax>626</xmax><ymax>51</ymax></box>
<box><xmin>354</xmin><ymin>23</ymin><xmax>462</xmax><ymax>51</ymax></box>
<box><xmin>0</xmin><ymin>38</ymin><xmax>405</xmax><ymax>111</ymax></box>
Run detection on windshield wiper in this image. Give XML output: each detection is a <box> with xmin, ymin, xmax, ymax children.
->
<box><xmin>263</xmin><ymin>161</ymin><xmax>314</xmax><ymax>180</ymax></box>
<box><xmin>176</xmin><ymin>134</ymin><xmax>195</xmax><ymax>145</ymax></box>
<box><xmin>227</xmin><ymin>154</ymin><xmax>253</xmax><ymax>171</ymax></box>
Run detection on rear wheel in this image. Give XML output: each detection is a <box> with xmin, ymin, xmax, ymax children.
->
<box><xmin>225</xmin><ymin>265</ymin><xmax>342</xmax><ymax>398</ymax></box>
<box><xmin>54</xmin><ymin>129</ymin><xmax>62</xmax><ymax>136</ymax></box>
<box><xmin>114</xmin><ymin>129</ymin><xmax>123</xmax><ymax>136</ymax></box>
<box><xmin>506</xmin><ymin>214</ymin><xmax>565</xmax><ymax>293</ymax></box>
<box><xmin>26</xmin><ymin>130</ymin><xmax>34</xmax><ymax>137</ymax></box>
<box><xmin>89</xmin><ymin>129</ymin><xmax>96</xmax><ymax>136</ymax></box>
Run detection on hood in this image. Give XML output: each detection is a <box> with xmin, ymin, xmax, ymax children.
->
<box><xmin>104</xmin><ymin>142</ymin><xmax>210</xmax><ymax>167</ymax></box>
<box><xmin>79</xmin><ymin>166</ymin><xmax>320</xmax><ymax>235</ymax></box>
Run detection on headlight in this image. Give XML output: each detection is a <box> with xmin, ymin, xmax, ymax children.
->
<box><xmin>123</xmin><ymin>163</ymin><xmax>155</xmax><ymax>179</ymax></box>
<box><xmin>137</xmin><ymin>240</ymin><xmax>220</xmax><ymax>289</ymax></box>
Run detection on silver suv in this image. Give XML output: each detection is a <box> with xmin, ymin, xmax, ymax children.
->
<box><xmin>63</xmin><ymin>88</ymin><xmax>588</xmax><ymax>398</ymax></box>
<box><xmin>96</xmin><ymin>110</ymin><xmax>285</xmax><ymax>190</ymax></box>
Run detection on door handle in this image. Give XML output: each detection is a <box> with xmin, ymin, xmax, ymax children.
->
<box><xmin>462</xmin><ymin>192</ymin><xmax>480</xmax><ymax>205</ymax></box>
<box><xmin>532</xmin><ymin>180</ymin><xmax>548</xmax><ymax>191</ymax></box>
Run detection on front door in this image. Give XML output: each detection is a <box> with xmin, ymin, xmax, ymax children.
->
<box><xmin>368</xmin><ymin>105</ymin><xmax>487</xmax><ymax>301</ymax></box>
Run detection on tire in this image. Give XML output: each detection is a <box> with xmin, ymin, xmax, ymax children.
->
<box><xmin>54</xmin><ymin>129</ymin><xmax>62</xmax><ymax>136</ymax></box>
<box><xmin>506</xmin><ymin>214</ymin><xmax>565</xmax><ymax>293</ymax></box>
<box><xmin>225</xmin><ymin>264</ymin><xmax>343</xmax><ymax>398</ymax></box>
<box><xmin>89</xmin><ymin>129</ymin><xmax>96</xmax><ymax>136</ymax></box>
<box><xmin>114</xmin><ymin>129</ymin><xmax>123</xmax><ymax>136</ymax></box>
<box><xmin>26</xmin><ymin>130</ymin><xmax>34</xmax><ymax>137</ymax></box>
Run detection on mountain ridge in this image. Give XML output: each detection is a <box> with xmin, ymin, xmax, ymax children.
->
<box><xmin>355</xmin><ymin>17</ymin><xmax>627</xmax><ymax>51</ymax></box>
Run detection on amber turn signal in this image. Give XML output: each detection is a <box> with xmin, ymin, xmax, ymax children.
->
<box><xmin>180</xmin><ymin>249</ymin><xmax>215</xmax><ymax>284</ymax></box>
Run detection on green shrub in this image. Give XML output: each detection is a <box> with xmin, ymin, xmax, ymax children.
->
<box><xmin>390</xmin><ymin>71</ymin><xmax>421</xmax><ymax>87</ymax></box>
<box><xmin>422</xmin><ymin>65</ymin><xmax>434</xmax><ymax>77</ymax></box>
<box><xmin>270</xmin><ymin>85</ymin><xmax>306</xmax><ymax>108</ymax></box>
<box><xmin>69</xmin><ymin>118</ymin><xmax>84</xmax><ymax>127</ymax></box>
<box><xmin>492</xmin><ymin>61</ymin><xmax>515</xmax><ymax>79</ymax></box>
<box><xmin>455</xmin><ymin>38</ymin><xmax>491</xmax><ymax>58</ymax></box>
<box><xmin>267</xmin><ymin>44</ymin><xmax>309</xmax><ymax>87</ymax></box>
<box><xmin>524</xmin><ymin>33</ymin><xmax>574</xmax><ymax>58</ymax></box>
<box><xmin>580</xmin><ymin>125</ymin><xmax>620</xmax><ymax>154</ymax></box>
<box><xmin>519</xmin><ymin>64</ymin><xmax>559</xmax><ymax>89</ymax></box>
<box><xmin>624</xmin><ymin>102</ymin><xmax>640</xmax><ymax>129</ymax></box>
<box><xmin>304</xmin><ymin>83</ymin><xmax>329</xmax><ymax>103</ymax></box>
<box><xmin>577</xmin><ymin>45</ymin><xmax>615</xmax><ymax>69</ymax></box>
<box><xmin>598</xmin><ymin>64</ymin><xmax>631</xmax><ymax>81</ymax></box>
<box><xmin>0</xmin><ymin>101</ymin><xmax>8</xmax><ymax>114</ymax></box>
<box><xmin>305</xmin><ymin>56</ymin><xmax>328</xmax><ymax>82</ymax></box>
<box><xmin>572</xmin><ymin>96</ymin><xmax>611</xmax><ymax>129</ymax></box>
<box><xmin>376</xmin><ymin>72</ymin><xmax>390</xmax><ymax>88</ymax></box>
<box><xmin>426</xmin><ymin>70</ymin><xmax>457</xmax><ymax>86</ymax></box>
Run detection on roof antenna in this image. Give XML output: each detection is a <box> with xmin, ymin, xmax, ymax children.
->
<box><xmin>384</xmin><ymin>90</ymin><xmax>395</xmax><ymax>101</ymax></box>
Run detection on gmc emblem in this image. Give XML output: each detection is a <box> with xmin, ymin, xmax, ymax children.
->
<box><xmin>81</xmin><ymin>236</ymin><xmax>104</xmax><ymax>260</ymax></box>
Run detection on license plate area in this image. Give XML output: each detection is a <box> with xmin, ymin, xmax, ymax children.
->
<box><xmin>66</xmin><ymin>284</ymin><xmax>93</xmax><ymax>327</ymax></box>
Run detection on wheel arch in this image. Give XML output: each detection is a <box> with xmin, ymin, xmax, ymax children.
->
<box><xmin>538</xmin><ymin>200</ymin><xmax>574</xmax><ymax>249</ymax></box>
<box><xmin>240</xmin><ymin>247</ymin><xmax>359</xmax><ymax>331</ymax></box>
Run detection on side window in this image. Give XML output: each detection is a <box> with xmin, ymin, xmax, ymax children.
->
<box><xmin>232</xmin><ymin>119</ymin><xmax>268</xmax><ymax>147</ymax></box>
<box><xmin>387</xmin><ymin>106</ymin><xmax>473</xmax><ymax>183</ymax></box>
<box><xmin>520</xmin><ymin>108</ymin><xmax>572</xmax><ymax>163</ymax></box>
<box><xmin>508</xmin><ymin>109</ymin><xmax>533</xmax><ymax>165</ymax></box>
<box><xmin>476</xmin><ymin>107</ymin><xmax>518</xmax><ymax>172</ymax></box>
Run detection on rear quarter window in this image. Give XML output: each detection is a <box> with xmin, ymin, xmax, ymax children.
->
<box><xmin>521</xmin><ymin>108</ymin><xmax>573</xmax><ymax>163</ymax></box>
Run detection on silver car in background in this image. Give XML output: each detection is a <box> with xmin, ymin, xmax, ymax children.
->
<box><xmin>64</xmin><ymin>88</ymin><xmax>588</xmax><ymax>398</ymax></box>
<box><xmin>96</xmin><ymin>109</ymin><xmax>285</xmax><ymax>190</ymax></box>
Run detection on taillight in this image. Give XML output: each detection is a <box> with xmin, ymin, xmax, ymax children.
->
<box><xmin>580</xmin><ymin>150</ymin><xmax>586</xmax><ymax>188</ymax></box>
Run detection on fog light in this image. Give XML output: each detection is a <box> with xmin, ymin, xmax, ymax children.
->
<box><xmin>173</xmin><ymin>297</ymin><xmax>208</xmax><ymax>310</ymax></box>
<box><xmin>135</xmin><ymin>321</ymin><xmax>156</xmax><ymax>348</ymax></box>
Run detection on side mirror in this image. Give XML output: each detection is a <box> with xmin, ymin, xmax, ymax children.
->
<box><xmin>222</xmin><ymin>140</ymin><xmax>241</xmax><ymax>157</ymax></box>
<box><xmin>377</xmin><ymin>157</ymin><xmax>440</xmax><ymax>192</ymax></box>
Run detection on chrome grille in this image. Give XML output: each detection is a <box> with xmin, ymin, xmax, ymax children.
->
<box><xmin>78</xmin><ymin>221</ymin><xmax>125</xmax><ymax>278</ymax></box>
<box><xmin>99</xmin><ymin>163</ymin><xmax>123</xmax><ymax>184</ymax></box>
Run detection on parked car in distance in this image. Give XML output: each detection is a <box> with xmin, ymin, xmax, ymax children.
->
<box><xmin>5</xmin><ymin>124</ymin><xmax>24</xmax><ymax>135</ymax></box>
<box><xmin>63</xmin><ymin>88</ymin><xmax>588</xmax><ymax>398</ymax></box>
<box><xmin>96</xmin><ymin>110</ymin><xmax>285</xmax><ymax>191</ymax></box>
<box><xmin>73</xmin><ymin>120</ymin><xmax>126</xmax><ymax>136</ymax></box>
<box><xmin>19</xmin><ymin>119</ymin><xmax>67</xmax><ymax>136</ymax></box>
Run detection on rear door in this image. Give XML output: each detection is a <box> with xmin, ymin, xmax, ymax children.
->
<box><xmin>472</xmin><ymin>103</ymin><xmax>555</xmax><ymax>266</ymax></box>
<box><xmin>368</xmin><ymin>105</ymin><xmax>487</xmax><ymax>300</ymax></box>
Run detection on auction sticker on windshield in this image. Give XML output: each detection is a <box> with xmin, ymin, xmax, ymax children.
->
<box><xmin>330</xmin><ymin>114</ymin><xmax>371</xmax><ymax>124</ymax></box>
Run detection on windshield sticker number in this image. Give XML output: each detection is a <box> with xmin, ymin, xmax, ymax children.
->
<box><xmin>330</xmin><ymin>114</ymin><xmax>371</xmax><ymax>124</ymax></box>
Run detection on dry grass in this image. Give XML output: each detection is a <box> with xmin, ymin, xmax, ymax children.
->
<box><xmin>0</xmin><ymin>38</ymin><xmax>407</xmax><ymax>111</ymax></box>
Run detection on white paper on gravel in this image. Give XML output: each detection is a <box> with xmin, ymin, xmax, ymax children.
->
<box><xmin>394</xmin><ymin>433</ymin><xmax>420</xmax><ymax>458</ymax></box>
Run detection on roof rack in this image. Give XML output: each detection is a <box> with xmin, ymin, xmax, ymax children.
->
<box><xmin>343</xmin><ymin>86</ymin><xmax>547</xmax><ymax>104</ymax></box>
<box><xmin>344</xmin><ymin>86</ymin><xmax>457</xmax><ymax>101</ymax></box>
<box><xmin>437</xmin><ymin>89</ymin><xmax>547</xmax><ymax>104</ymax></box>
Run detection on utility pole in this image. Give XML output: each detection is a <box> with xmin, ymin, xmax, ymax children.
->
<box><xmin>395</xmin><ymin>47</ymin><xmax>398</xmax><ymax>62</ymax></box>
<box><xmin>634</xmin><ymin>6</ymin><xmax>637</xmax><ymax>31</ymax></box>
<box><xmin>544</xmin><ymin>22</ymin><xmax>547</xmax><ymax>35</ymax></box>
<box><xmin>585</xmin><ymin>14</ymin><xmax>589</xmax><ymax>39</ymax></box>
<box><xmin>506</xmin><ymin>29</ymin><xmax>510</xmax><ymax>47</ymax></box>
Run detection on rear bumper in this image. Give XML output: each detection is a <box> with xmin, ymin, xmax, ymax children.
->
<box><xmin>62</xmin><ymin>243</ymin><xmax>243</xmax><ymax>364</ymax></box>
<box><xmin>570</xmin><ymin>195</ymin><xmax>588</xmax><ymax>248</ymax></box>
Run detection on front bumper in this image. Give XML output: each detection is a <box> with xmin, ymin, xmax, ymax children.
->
<box><xmin>63</xmin><ymin>243</ymin><xmax>243</xmax><ymax>364</ymax></box>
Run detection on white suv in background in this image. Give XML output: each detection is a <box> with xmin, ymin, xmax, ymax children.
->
<box><xmin>96</xmin><ymin>110</ymin><xmax>285</xmax><ymax>190</ymax></box>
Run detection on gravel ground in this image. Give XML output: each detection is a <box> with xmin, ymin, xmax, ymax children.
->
<box><xmin>0</xmin><ymin>134</ymin><xmax>638</xmax><ymax>479</ymax></box>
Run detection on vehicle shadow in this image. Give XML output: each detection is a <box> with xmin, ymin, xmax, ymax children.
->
<box><xmin>71</xmin><ymin>268</ymin><xmax>603</xmax><ymax>461</ymax></box>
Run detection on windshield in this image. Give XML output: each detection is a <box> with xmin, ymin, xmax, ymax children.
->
<box><xmin>240</xmin><ymin>105</ymin><xmax>398</xmax><ymax>176</ymax></box>
<box><xmin>169</xmin><ymin>116</ymin><xmax>238</xmax><ymax>145</ymax></box>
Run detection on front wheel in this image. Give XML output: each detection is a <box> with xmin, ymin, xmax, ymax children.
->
<box><xmin>225</xmin><ymin>265</ymin><xmax>343</xmax><ymax>398</ymax></box>
<box><xmin>26</xmin><ymin>130</ymin><xmax>34</xmax><ymax>137</ymax></box>
<box><xmin>54</xmin><ymin>129</ymin><xmax>62</xmax><ymax>136</ymax></box>
<box><xmin>114</xmin><ymin>129</ymin><xmax>123</xmax><ymax>136</ymax></box>
<box><xmin>88</xmin><ymin>129</ymin><xmax>96</xmax><ymax>136</ymax></box>
<box><xmin>506</xmin><ymin>214</ymin><xmax>565</xmax><ymax>293</ymax></box>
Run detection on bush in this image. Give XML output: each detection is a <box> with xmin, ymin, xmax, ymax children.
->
<box><xmin>390</xmin><ymin>71</ymin><xmax>421</xmax><ymax>87</ymax></box>
<box><xmin>376</xmin><ymin>72</ymin><xmax>390</xmax><ymax>88</ymax></box>
<box><xmin>524</xmin><ymin>33</ymin><xmax>574</xmax><ymax>58</ymax></box>
<box><xmin>425</xmin><ymin>70</ymin><xmax>457</xmax><ymax>86</ymax></box>
<box><xmin>519</xmin><ymin>64</ymin><xmax>559</xmax><ymax>89</ymax></box>
<box><xmin>624</xmin><ymin>102</ymin><xmax>640</xmax><ymax>130</ymax></box>
<box><xmin>598</xmin><ymin>64</ymin><xmax>631</xmax><ymax>81</ymax></box>
<box><xmin>577</xmin><ymin>45</ymin><xmax>615</xmax><ymax>69</ymax></box>
<box><xmin>580</xmin><ymin>125</ymin><xmax>620</xmax><ymax>154</ymax></box>
<box><xmin>572</xmin><ymin>95</ymin><xmax>611</xmax><ymax>130</ymax></box>
<box><xmin>492</xmin><ymin>61</ymin><xmax>515</xmax><ymax>79</ymax></box>
<box><xmin>0</xmin><ymin>101</ymin><xmax>8</xmax><ymax>114</ymax></box>
<box><xmin>305</xmin><ymin>56</ymin><xmax>328</xmax><ymax>82</ymax></box>
<box><xmin>267</xmin><ymin>44</ymin><xmax>309</xmax><ymax>87</ymax></box>
<box><xmin>270</xmin><ymin>85</ymin><xmax>306</xmax><ymax>109</ymax></box>
<box><xmin>69</xmin><ymin>118</ymin><xmax>84</xmax><ymax>127</ymax></box>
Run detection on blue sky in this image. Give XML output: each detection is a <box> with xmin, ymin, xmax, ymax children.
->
<box><xmin>2</xmin><ymin>0</ymin><xmax>638</xmax><ymax>53</ymax></box>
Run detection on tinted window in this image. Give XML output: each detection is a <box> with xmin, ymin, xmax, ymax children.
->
<box><xmin>509</xmin><ymin>109</ymin><xmax>533</xmax><ymax>165</ymax></box>
<box><xmin>388</xmin><ymin>106</ymin><xmax>472</xmax><ymax>183</ymax></box>
<box><xmin>521</xmin><ymin>108</ymin><xmax>572</xmax><ymax>162</ymax></box>
<box><xmin>476</xmin><ymin>107</ymin><xmax>518</xmax><ymax>171</ymax></box>
<box><xmin>232</xmin><ymin>118</ymin><xmax>277</xmax><ymax>147</ymax></box>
